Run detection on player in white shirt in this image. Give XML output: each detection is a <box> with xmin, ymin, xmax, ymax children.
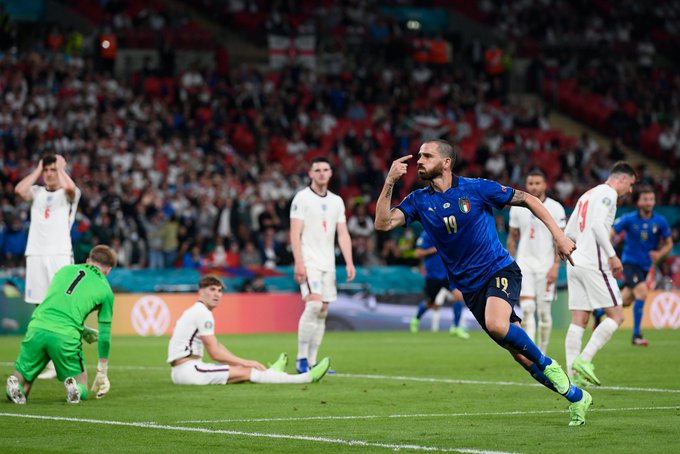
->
<box><xmin>563</xmin><ymin>162</ymin><xmax>636</xmax><ymax>387</ymax></box>
<box><xmin>507</xmin><ymin>170</ymin><xmax>566</xmax><ymax>353</ymax></box>
<box><xmin>14</xmin><ymin>153</ymin><xmax>82</xmax><ymax>379</ymax></box>
<box><xmin>167</xmin><ymin>275</ymin><xmax>331</xmax><ymax>385</ymax></box>
<box><xmin>290</xmin><ymin>157</ymin><xmax>355</xmax><ymax>373</ymax></box>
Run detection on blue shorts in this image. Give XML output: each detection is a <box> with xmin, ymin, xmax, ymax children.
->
<box><xmin>462</xmin><ymin>261</ymin><xmax>522</xmax><ymax>343</ymax></box>
<box><xmin>622</xmin><ymin>263</ymin><xmax>647</xmax><ymax>289</ymax></box>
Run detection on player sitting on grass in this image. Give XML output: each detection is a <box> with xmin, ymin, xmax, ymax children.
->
<box><xmin>6</xmin><ymin>245</ymin><xmax>116</xmax><ymax>404</ymax></box>
<box><xmin>167</xmin><ymin>275</ymin><xmax>331</xmax><ymax>385</ymax></box>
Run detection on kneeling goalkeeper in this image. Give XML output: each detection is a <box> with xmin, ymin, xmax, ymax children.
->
<box><xmin>6</xmin><ymin>245</ymin><xmax>117</xmax><ymax>404</ymax></box>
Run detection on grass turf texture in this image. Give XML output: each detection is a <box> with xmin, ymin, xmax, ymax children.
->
<box><xmin>1</xmin><ymin>328</ymin><xmax>679</xmax><ymax>453</ymax></box>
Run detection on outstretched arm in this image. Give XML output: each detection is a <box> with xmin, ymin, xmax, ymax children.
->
<box><xmin>202</xmin><ymin>335</ymin><xmax>266</xmax><ymax>370</ymax></box>
<box><xmin>510</xmin><ymin>190</ymin><xmax>576</xmax><ymax>265</ymax></box>
<box><xmin>375</xmin><ymin>155</ymin><xmax>411</xmax><ymax>231</ymax></box>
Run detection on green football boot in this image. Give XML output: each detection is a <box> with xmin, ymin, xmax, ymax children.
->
<box><xmin>309</xmin><ymin>357</ymin><xmax>331</xmax><ymax>383</ymax></box>
<box><xmin>409</xmin><ymin>317</ymin><xmax>419</xmax><ymax>333</ymax></box>
<box><xmin>450</xmin><ymin>326</ymin><xmax>470</xmax><ymax>339</ymax></box>
<box><xmin>267</xmin><ymin>352</ymin><xmax>288</xmax><ymax>372</ymax></box>
<box><xmin>573</xmin><ymin>356</ymin><xmax>601</xmax><ymax>386</ymax></box>
<box><xmin>543</xmin><ymin>360</ymin><xmax>571</xmax><ymax>395</ymax></box>
<box><xmin>569</xmin><ymin>390</ymin><xmax>593</xmax><ymax>426</ymax></box>
<box><xmin>571</xmin><ymin>373</ymin><xmax>590</xmax><ymax>389</ymax></box>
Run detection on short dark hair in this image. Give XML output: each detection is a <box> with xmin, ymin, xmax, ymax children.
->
<box><xmin>609</xmin><ymin>161</ymin><xmax>636</xmax><ymax>178</ymax></box>
<box><xmin>526</xmin><ymin>169</ymin><xmax>546</xmax><ymax>180</ymax></box>
<box><xmin>310</xmin><ymin>156</ymin><xmax>332</xmax><ymax>168</ymax></box>
<box><xmin>41</xmin><ymin>154</ymin><xmax>57</xmax><ymax>166</ymax></box>
<box><xmin>427</xmin><ymin>140</ymin><xmax>457</xmax><ymax>169</ymax></box>
<box><xmin>89</xmin><ymin>245</ymin><xmax>117</xmax><ymax>268</ymax></box>
<box><xmin>633</xmin><ymin>184</ymin><xmax>655</xmax><ymax>203</ymax></box>
<box><xmin>198</xmin><ymin>275</ymin><xmax>224</xmax><ymax>289</ymax></box>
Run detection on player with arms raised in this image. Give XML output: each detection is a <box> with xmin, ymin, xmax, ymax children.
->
<box><xmin>290</xmin><ymin>157</ymin><xmax>355</xmax><ymax>373</ymax></box>
<box><xmin>6</xmin><ymin>245</ymin><xmax>117</xmax><ymax>404</ymax></box>
<box><xmin>14</xmin><ymin>153</ymin><xmax>84</xmax><ymax>379</ymax></box>
<box><xmin>375</xmin><ymin>140</ymin><xmax>591</xmax><ymax>426</ymax></box>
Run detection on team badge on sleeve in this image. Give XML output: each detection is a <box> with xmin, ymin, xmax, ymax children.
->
<box><xmin>459</xmin><ymin>197</ymin><xmax>471</xmax><ymax>213</ymax></box>
<box><xmin>205</xmin><ymin>321</ymin><xmax>213</xmax><ymax>329</ymax></box>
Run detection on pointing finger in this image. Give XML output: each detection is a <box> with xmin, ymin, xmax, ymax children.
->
<box><xmin>395</xmin><ymin>154</ymin><xmax>413</xmax><ymax>163</ymax></box>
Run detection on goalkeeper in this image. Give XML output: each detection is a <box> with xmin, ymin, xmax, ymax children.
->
<box><xmin>6</xmin><ymin>245</ymin><xmax>117</xmax><ymax>404</ymax></box>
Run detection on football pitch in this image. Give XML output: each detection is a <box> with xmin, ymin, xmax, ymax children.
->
<box><xmin>1</xmin><ymin>329</ymin><xmax>678</xmax><ymax>453</ymax></box>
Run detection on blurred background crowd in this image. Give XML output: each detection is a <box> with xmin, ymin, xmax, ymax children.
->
<box><xmin>0</xmin><ymin>0</ymin><xmax>679</xmax><ymax>283</ymax></box>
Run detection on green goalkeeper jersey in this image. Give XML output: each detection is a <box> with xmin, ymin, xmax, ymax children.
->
<box><xmin>29</xmin><ymin>263</ymin><xmax>114</xmax><ymax>341</ymax></box>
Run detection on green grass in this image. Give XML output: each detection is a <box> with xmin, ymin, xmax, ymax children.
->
<box><xmin>1</xmin><ymin>328</ymin><xmax>679</xmax><ymax>453</ymax></box>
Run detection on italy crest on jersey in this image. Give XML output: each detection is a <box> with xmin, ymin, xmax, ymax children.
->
<box><xmin>459</xmin><ymin>197</ymin><xmax>471</xmax><ymax>213</ymax></box>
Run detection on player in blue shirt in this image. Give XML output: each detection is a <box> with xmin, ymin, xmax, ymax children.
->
<box><xmin>375</xmin><ymin>140</ymin><xmax>591</xmax><ymax>426</ymax></box>
<box><xmin>611</xmin><ymin>185</ymin><xmax>673</xmax><ymax>345</ymax></box>
<box><xmin>409</xmin><ymin>230</ymin><xmax>469</xmax><ymax>338</ymax></box>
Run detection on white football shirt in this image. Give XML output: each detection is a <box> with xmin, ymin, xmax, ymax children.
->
<box><xmin>509</xmin><ymin>197</ymin><xmax>566</xmax><ymax>273</ymax></box>
<box><xmin>167</xmin><ymin>302</ymin><xmax>215</xmax><ymax>363</ymax></box>
<box><xmin>25</xmin><ymin>186</ymin><xmax>80</xmax><ymax>256</ymax></box>
<box><xmin>290</xmin><ymin>186</ymin><xmax>347</xmax><ymax>271</ymax></box>
<box><xmin>565</xmin><ymin>184</ymin><xmax>618</xmax><ymax>271</ymax></box>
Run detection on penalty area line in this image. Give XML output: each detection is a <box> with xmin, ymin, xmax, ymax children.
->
<box><xmin>0</xmin><ymin>412</ymin><xmax>515</xmax><ymax>454</ymax></box>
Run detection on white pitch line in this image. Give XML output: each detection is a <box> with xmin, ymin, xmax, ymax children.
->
<box><xmin>0</xmin><ymin>413</ymin><xmax>515</xmax><ymax>454</ymax></box>
<box><xmin>177</xmin><ymin>405</ymin><xmax>680</xmax><ymax>424</ymax></box>
<box><xmin>335</xmin><ymin>373</ymin><xmax>680</xmax><ymax>394</ymax></box>
<box><xmin>2</xmin><ymin>362</ymin><xmax>678</xmax><ymax>394</ymax></box>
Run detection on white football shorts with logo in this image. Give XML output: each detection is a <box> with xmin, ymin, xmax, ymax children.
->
<box><xmin>567</xmin><ymin>265</ymin><xmax>622</xmax><ymax>311</ymax></box>
<box><xmin>520</xmin><ymin>270</ymin><xmax>556</xmax><ymax>302</ymax></box>
<box><xmin>171</xmin><ymin>359</ymin><xmax>230</xmax><ymax>385</ymax></box>
<box><xmin>300</xmin><ymin>267</ymin><xmax>337</xmax><ymax>302</ymax></box>
<box><xmin>25</xmin><ymin>254</ymin><xmax>73</xmax><ymax>304</ymax></box>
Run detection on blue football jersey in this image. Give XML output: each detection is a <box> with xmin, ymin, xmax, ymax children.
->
<box><xmin>613</xmin><ymin>211</ymin><xmax>671</xmax><ymax>270</ymax></box>
<box><xmin>398</xmin><ymin>176</ymin><xmax>515</xmax><ymax>293</ymax></box>
<box><xmin>416</xmin><ymin>230</ymin><xmax>448</xmax><ymax>281</ymax></box>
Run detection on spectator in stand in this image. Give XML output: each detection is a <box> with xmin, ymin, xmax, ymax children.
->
<box><xmin>240</xmin><ymin>240</ymin><xmax>263</xmax><ymax>268</ymax></box>
<box><xmin>182</xmin><ymin>243</ymin><xmax>204</xmax><ymax>269</ymax></box>
<box><xmin>347</xmin><ymin>203</ymin><xmax>375</xmax><ymax>240</ymax></box>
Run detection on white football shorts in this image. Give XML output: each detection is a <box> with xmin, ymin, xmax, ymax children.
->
<box><xmin>25</xmin><ymin>254</ymin><xmax>73</xmax><ymax>304</ymax></box>
<box><xmin>300</xmin><ymin>267</ymin><xmax>337</xmax><ymax>302</ymax></box>
<box><xmin>171</xmin><ymin>359</ymin><xmax>230</xmax><ymax>385</ymax></box>
<box><xmin>520</xmin><ymin>270</ymin><xmax>556</xmax><ymax>302</ymax></box>
<box><xmin>567</xmin><ymin>265</ymin><xmax>622</xmax><ymax>311</ymax></box>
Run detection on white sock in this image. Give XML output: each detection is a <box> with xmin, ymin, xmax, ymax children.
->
<box><xmin>565</xmin><ymin>323</ymin><xmax>585</xmax><ymax>376</ymax></box>
<box><xmin>537</xmin><ymin>300</ymin><xmax>552</xmax><ymax>353</ymax></box>
<box><xmin>581</xmin><ymin>317</ymin><xmax>619</xmax><ymax>362</ymax></box>
<box><xmin>431</xmin><ymin>309</ymin><xmax>440</xmax><ymax>332</ymax></box>
<box><xmin>520</xmin><ymin>299</ymin><xmax>537</xmax><ymax>342</ymax></box>
<box><xmin>250</xmin><ymin>368</ymin><xmax>311</xmax><ymax>384</ymax></box>
<box><xmin>308</xmin><ymin>314</ymin><xmax>326</xmax><ymax>366</ymax></box>
<box><xmin>297</xmin><ymin>300</ymin><xmax>322</xmax><ymax>361</ymax></box>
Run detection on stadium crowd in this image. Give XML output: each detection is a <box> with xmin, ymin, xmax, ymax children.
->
<box><xmin>0</xmin><ymin>0</ymin><xmax>679</xmax><ymax>282</ymax></box>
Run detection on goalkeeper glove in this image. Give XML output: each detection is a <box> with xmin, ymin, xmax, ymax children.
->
<box><xmin>82</xmin><ymin>326</ymin><xmax>99</xmax><ymax>344</ymax></box>
<box><xmin>91</xmin><ymin>360</ymin><xmax>110</xmax><ymax>399</ymax></box>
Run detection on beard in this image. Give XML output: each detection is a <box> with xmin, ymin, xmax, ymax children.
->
<box><xmin>417</xmin><ymin>162</ymin><xmax>444</xmax><ymax>181</ymax></box>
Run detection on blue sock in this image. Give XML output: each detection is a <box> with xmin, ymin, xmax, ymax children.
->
<box><xmin>452</xmin><ymin>301</ymin><xmax>464</xmax><ymax>327</ymax></box>
<box><xmin>525</xmin><ymin>363</ymin><xmax>556</xmax><ymax>392</ymax></box>
<box><xmin>593</xmin><ymin>308</ymin><xmax>605</xmax><ymax>320</ymax></box>
<box><xmin>564</xmin><ymin>384</ymin><xmax>583</xmax><ymax>403</ymax></box>
<box><xmin>633</xmin><ymin>298</ymin><xmax>644</xmax><ymax>337</ymax></box>
<box><xmin>501</xmin><ymin>324</ymin><xmax>552</xmax><ymax>369</ymax></box>
<box><xmin>415</xmin><ymin>301</ymin><xmax>428</xmax><ymax>319</ymax></box>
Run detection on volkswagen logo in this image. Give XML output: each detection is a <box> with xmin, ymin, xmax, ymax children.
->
<box><xmin>649</xmin><ymin>292</ymin><xmax>680</xmax><ymax>329</ymax></box>
<box><xmin>131</xmin><ymin>295</ymin><xmax>170</xmax><ymax>336</ymax></box>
